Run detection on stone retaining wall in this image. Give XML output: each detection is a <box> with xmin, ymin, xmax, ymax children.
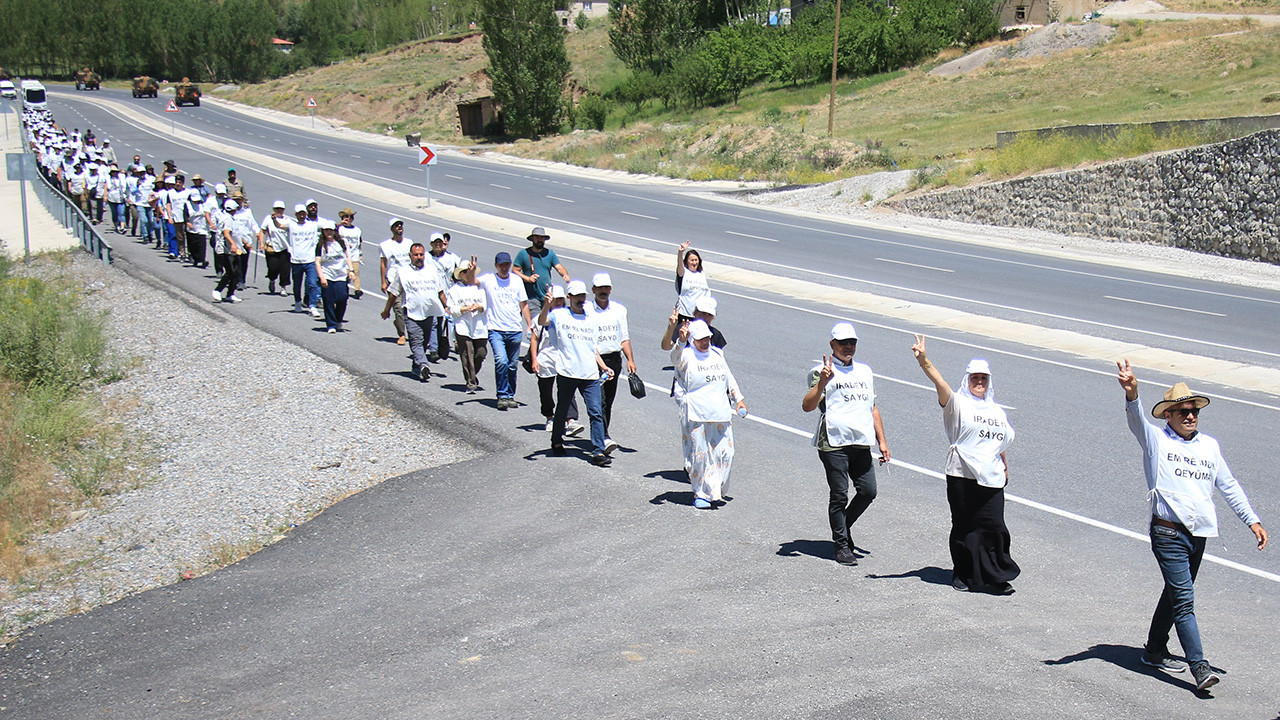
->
<box><xmin>892</xmin><ymin>129</ymin><xmax>1280</xmax><ymax>263</ymax></box>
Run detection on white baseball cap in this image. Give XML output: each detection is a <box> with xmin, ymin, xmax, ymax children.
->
<box><xmin>429</xmin><ymin>232</ymin><xmax>445</xmax><ymax>243</ymax></box>
<box><xmin>965</xmin><ymin>359</ymin><xmax>992</xmax><ymax>376</ymax></box>
<box><xmin>694</xmin><ymin>296</ymin><xmax>718</xmax><ymax>315</ymax></box>
<box><xmin>223</xmin><ymin>199</ymin><xmax>238</xmax><ymax>211</ymax></box>
<box><xmin>549</xmin><ymin>284</ymin><xmax>567</xmax><ymax>299</ymax></box>
<box><xmin>294</xmin><ymin>203</ymin><xmax>307</xmax><ymax>214</ymax></box>
<box><xmin>831</xmin><ymin>322</ymin><xmax>859</xmax><ymax>341</ymax></box>
<box><xmin>389</xmin><ymin>217</ymin><xmax>403</xmax><ymax>229</ymax></box>
<box><xmin>214</xmin><ymin>183</ymin><xmax>227</xmax><ymax>193</ymax></box>
<box><xmin>566</xmin><ymin>280</ymin><xmax>587</xmax><ymax>296</ymax></box>
<box><xmin>688</xmin><ymin>320</ymin><xmax>712</xmax><ymax>340</ymax></box>
<box><xmin>319</xmin><ymin>219</ymin><xmax>336</xmax><ymax>231</ymax></box>
<box><xmin>591</xmin><ymin>272</ymin><xmax>612</xmax><ymax>288</ymax></box>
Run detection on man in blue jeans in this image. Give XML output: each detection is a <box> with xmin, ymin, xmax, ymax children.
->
<box><xmin>539</xmin><ymin>280</ymin><xmax>612</xmax><ymax>467</ymax></box>
<box><xmin>479</xmin><ymin>252</ymin><xmax>531</xmax><ymax>410</ymax></box>
<box><xmin>1118</xmin><ymin>360</ymin><xmax>1267</xmax><ymax>692</ymax></box>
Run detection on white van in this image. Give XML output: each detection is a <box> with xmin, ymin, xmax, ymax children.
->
<box><xmin>20</xmin><ymin>80</ymin><xmax>47</xmax><ymax>111</ymax></box>
<box><xmin>0</xmin><ymin>80</ymin><xmax>16</xmax><ymax>100</ymax></box>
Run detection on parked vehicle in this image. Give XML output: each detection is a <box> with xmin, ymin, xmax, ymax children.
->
<box><xmin>174</xmin><ymin>78</ymin><xmax>201</xmax><ymax>107</ymax></box>
<box><xmin>0</xmin><ymin>80</ymin><xmax>16</xmax><ymax>100</ymax></box>
<box><xmin>75</xmin><ymin>67</ymin><xmax>101</xmax><ymax>91</ymax></box>
<box><xmin>132</xmin><ymin>76</ymin><xmax>159</xmax><ymax>98</ymax></box>
<box><xmin>20</xmin><ymin>80</ymin><xmax>47</xmax><ymax>111</ymax></box>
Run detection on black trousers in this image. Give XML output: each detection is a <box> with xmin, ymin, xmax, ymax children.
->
<box><xmin>539</xmin><ymin>375</ymin><xmax>578</xmax><ymax>420</ymax></box>
<box><xmin>818</xmin><ymin>445</ymin><xmax>877</xmax><ymax>550</ymax></box>
<box><xmin>599</xmin><ymin>351</ymin><xmax>623</xmax><ymax>435</ymax></box>
<box><xmin>946</xmin><ymin>475</ymin><xmax>1020</xmax><ymax>589</ymax></box>
<box><xmin>215</xmin><ymin>253</ymin><xmax>242</xmax><ymax>296</ymax></box>
<box><xmin>187</xmin><ymin>232</ymin><xmax>207</xmax><ymax>267</ymax></box>
<box><xmin>265</xmin><ymin>251</ymin><xmax>291</xmax><ymax>288</ymax></box>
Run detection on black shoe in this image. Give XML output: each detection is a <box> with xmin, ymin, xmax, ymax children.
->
<box><xmin>835</xmin><ymin>546</ymin><xmax>858</xmax><ymax>566</ymax></box>
<box><xmin>427</xmin><ymin>352</ymin><xmax>439</xmax><ymax>363</ymax></box>
<box><xmin>419</xmin><ymin>366</ymin><xmax>430</xmax><ymax>382</ymax></box>
<box><xmin>352</xmin><ymin>290</ymin><xmax>363</xmax><ymax>299</ymax></box>
<box><xmin>951</xmin><ymin>576</ymin><xmax>970</xmax><ymax>592</ymax></box>
<box><xmin>268</xmin><ymin>280</ymin><xmax>276</xmax><ymax>294</ymax></box>
<box><xmin>1191</xmin><ymin>663</ymin><xmax>1220</xmax><ymax>691</ymax></box>
<box><xmin>1140</xmin><ymin>648</ymin><xmax>1187</xmax><ymax>674</ymax></box>
<box><xmin>589</xmin><ymin>453</ymin><xmax>612</xmax><ymax>467</ymax></box>
<box><xmin>551</xmin><ymin>443</ymin><xmax>566</xmax><ymax>456</ymax></box>
<box><xmin>992</xmin><ymin>582</ymin><xmax>1016</xmax><ymax>596</ymax></box>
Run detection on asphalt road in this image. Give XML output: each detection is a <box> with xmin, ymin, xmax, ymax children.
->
<box><xmin>1</xmin><ymin>87</ymin><xmax>1277</xmax><ymax>718</ymax></box>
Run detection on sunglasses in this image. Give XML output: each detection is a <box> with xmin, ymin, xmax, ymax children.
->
<box><xmin>834</xmin><ymin>338</ymin><xmax>857</xmax><ymax>346</ymax></box>
<box><xmin>1170</xmin><ymin>407</ymin><xmax>1200</xmax><ymax>418</ymax></box>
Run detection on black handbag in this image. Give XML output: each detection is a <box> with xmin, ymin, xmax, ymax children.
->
<box><xmin>628</xmin><ymin>372</ymin><xmax>646</xmax><ymax>399</ymax></box>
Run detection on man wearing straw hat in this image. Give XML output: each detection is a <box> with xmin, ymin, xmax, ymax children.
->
<box><xmin>1117</xmin><ymin>360</ymin><xmax>1267</xmax><ymax>692</ymax></box>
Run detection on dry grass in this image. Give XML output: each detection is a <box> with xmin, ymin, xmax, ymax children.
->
<box><xmin>1155</xmin><ymin>0</ymin><xmax>1280</xmax><ymax>13</ymax></box>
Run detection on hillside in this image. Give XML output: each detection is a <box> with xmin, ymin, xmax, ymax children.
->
<box><xmin>220</xmin><ymin>14</ymin><xmax>1280</xmax><ymax>185</ymax></box>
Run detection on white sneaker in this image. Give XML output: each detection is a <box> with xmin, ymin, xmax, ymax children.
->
<box><xmin>565</xmin><ymin>422</ymin><xmax>585</xmax><ymax>437</ymax></box>
<box><xmin>309</xmin><ymin>307</ymin><xmax>322</xmax><ymax>318</ymax></box>
<box><xmin>327</xmin><ymin>328</ymin><xmax>336</xmax><ymax>334</ymax></box>
<box><xmin>210</xmin><ymin>290</ymin><xmax>221</xmax><ymax>302</ymax></box>
<box><xmin>545</xmin><ymin>418</ymin><xmax>554</xmax><ymax>432</ymax></box>
<box><xmin>229</xmin><ymin>296</ymin><xmax>243</xmax><ymax>303</ymax></box>
<box><xmin>603</xmin><ymin>437</ymin><xmax>619</xmax><ymax>455</ymax></box>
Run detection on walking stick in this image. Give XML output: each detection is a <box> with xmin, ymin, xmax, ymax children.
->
<box><xmin>253</xmin><ymin>248</ymin><xmax>259</xmax><ymax>283</ymax></box>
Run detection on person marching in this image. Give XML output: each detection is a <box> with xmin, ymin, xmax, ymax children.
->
<box><xmin>911</xmin><ymin>335</ymin><xmax>1019</xmax><ymax>595</ymax></box>
<box><xmin>379</xmin><ymin>218</ymin><xmax>413</xmax><ymax>345</ymax></box>
<box><xmin>381</xmin><ymin>243</ymin><xmax>449</xmax><ymax>382</ymax></box>
<box><xmin>258</xmin><ymin>200</ymin><xmax>291</xmax><ymax>295</ymax></box>
<box><xmin>589</xmin><ymin>272</ymin><xmax>636</xmax><ymax>456</ymax></box>
<box><xmin>538</xmin><ymin>280</ymin><xmax>612</xmax><ymax>467</ymax></box>
<box><xmin>446</xmin><ymin>257</ymin><xmax>488</xmax><ymax>394</ymax></box>
<box><xmin>670</xmin><ymin>319</ymin><xmax>746</xmax><ymax>509</ymax></box>
<box><xmin>274</xmin><ymin>204</ymin><xmax>321</xmax><ymax>316</ymax></box>
<box><xmin>426</xmin><ymin>232</ymin><xmax>460</xmax><ymax>362</ymax></box>
<box><xmin>514</xmin><ymin>226</ymin><xmax>570</xmax><ymax>317</ymax></box>
<box><xmin>337</xmin><ymin>208</ymin><xmax>363</xmax><ymax>299</ymax></box>
<box><xmin>530</xmin><ymin>285</ymin><xmax>584</xmax><ymax>436</ymax></box>
<box><xmin>801</xmin><ymin>322</ymin><xmax>890</xmax><ymax>566</ymax></box>
<box><xmin>211</xmin><ymin>199</ymin><xmax>244</xmax><ymax>303</ymax></box>
<box><xmin>660</xmin><ymin>298</ymin><xmax>728</xmax><ymax>478</ymax></box>
<box><xmin>315</xmin><ymin>220</ymin><xmax>353</xmax><ymax>333</ymax></box>
<box><xmin>1117</xmin><ymin>360</ymin><xmax>1267</xmax><ymax>691</ymax></box>
<box><xmin>478</xmin><ymin>252</ymin><xmax>531</xmax><ymax>410</ymax></box>
<box><xmin>675</xmin><ymin>241</ymin><xmax>710</xmax><ymax>323</ymax></box>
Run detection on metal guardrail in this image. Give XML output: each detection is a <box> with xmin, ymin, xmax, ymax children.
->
<box><xmin>19</xmin><ymin>123</ymin><xmax>113</xmax><ymax>265</ymax></box>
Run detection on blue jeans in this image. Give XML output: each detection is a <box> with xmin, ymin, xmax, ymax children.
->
<box><xmin>488</xmin><ymin>330</ymin><xmax>522</xmax><ymax>399</ymax></box>
<box><xmin>291</xmin><ymin>263</ymin><xmax>321</xmax><ymax>308</ymax></box>
<box><xmin>1147</xmin><ymin>521</ymin><xmax>1206</xmax><ymax>666</ymax></box>
<box><xmin>553</xmin><ymin>376</ymin><xmax>605</xmax><ymax>456</ymax></box>
<box><xmin>164</xmin><ymin>220</ymin><xmax>178</xmax><ymax>256</ymax></box>
<box><xmin>320</xmin><ymin>280</ymin><xmax>348</xmax><ymax>330</ymax></box>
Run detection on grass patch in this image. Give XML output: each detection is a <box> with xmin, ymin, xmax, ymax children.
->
<box><xmin>0</xmin><ymin>253</ymin><xmax>133</xmax><ymax>583</ymax></box>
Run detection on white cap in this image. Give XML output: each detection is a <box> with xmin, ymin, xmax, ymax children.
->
<box><xmin>566</xmin><ymin>280</ymin><xmax>587</xmax><ymax>296</ymax></box>
<box><xmin>223</xmin><ymin>199</ymin><xmax>238</xmax><ymax>210</ymax></box>
<box><xmin>549</xmin><ymin>284</ymin><xmax>567</xmax><ymax>299</ymax></box>
<box><xmin>214</xmin><ymin>183</ymin><xmax>227</xmax><ymax>193</ymax></box>
<box><xmin>831</xmin><ymin>322</ymin><xmax>858</xmax><ymax>341</ymax></box>
<box><xmin>591</xmin><ymin>272</ymin><xmax>612</xmax><ymax>288</ymax></box>
<box><xmin>294</xmin><ymin>203</ymin><xmax>307</xmax><ymax>214</ymax></box>
<box><xmin>389</xmin><ymin>217</ymin><xmax>403</xmax><ymax>229</ymax></box>
<box><xmin>319</xmin><ymin>219</ymin><xmax>336</xmax><ymax>231</ymax></box>
<box><xmin>164</xmin><ymin>176</ymin><xmax>176</xmax><ymax>184</ymax></box>
<box><xmin>272</xmin><ymin>200</ymin><xmax>286</xmax><ymax>209</ymax></box>
<box><xmin>688</xmin><ymin>320</ymin><xmax>712</xmax><ymax>340</ymax></box>
<box><xmin>965</xmin><ymin>359</ymin><xmax>992</xmax><ymax>376</ymax></box>
<box><xmin>694</xmin><ymin>296</ymin><xmax>718</xmax><ymax>315</ymax></box>
<box><xmin>305</xmin><ymin>198</ymin><xmax>317</xmax><ymax>207</ymax></box>
<box><xmin>429</xmin><ymin>232</ymin><xmax>445</xmax><ymax>243</ymax></box>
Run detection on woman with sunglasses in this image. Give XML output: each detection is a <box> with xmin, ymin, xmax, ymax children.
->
<box><xmin>911</xmin><ymin>334</ymin><xmax>1019</xmax><ymax>595</ymax></box>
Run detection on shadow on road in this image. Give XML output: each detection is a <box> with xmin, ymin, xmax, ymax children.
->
<box><xmin>643</xmin><ymin>469</ymin><xmax>689</xmax><ymax>484</ymax></box>
<box><xmin>650</xmin><ymin>490</ymin><xmax>696</xmax><ymax>507</ymax></box>
<box><xmin>1042</xmin><ymin>643</ymin><xmax>1217</xmax><ymax>696</ymax></box>
<box><xmin>776</xmin><ymin>539</ymin><xmax>834</xmax><ymax>561</ymax></box>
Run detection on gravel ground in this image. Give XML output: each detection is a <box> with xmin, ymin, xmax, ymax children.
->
<box><xmin>0</xmin><ymin>254</ymin><xmax>477</xmax><ymax>642</ymax></box>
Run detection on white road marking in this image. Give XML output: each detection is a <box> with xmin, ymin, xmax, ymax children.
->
<box><xmin>546</xmin><ymin>195</ymin><xmax>574</xmax><ymax>203</ymax></box>
<box><xmin>446</xmin><ymin>174</ymin><xmax>464</xmax><ymax>180</ymax></box>
<box><xmin>726</xmin><ymin>230</ymin><xmax>777</xmax><ymax>243</ymax></box>
<box><xmin>637</xmin><ymin>377</ymin><xmax>1278</xmax><ymax>584</ymax></box>
<box><xmin>1105</xmin><ymin>295</ymin><xmax>1226</xmax><ymax>317</ymax></box>
<box><xmin>327</xmin><ymin>150</ymin><xmax>338</xmax><ymax>155</ymax></box>
<box><xmin>489</xmin><ymin>183</ymin><xmax>511</xmax><ymax>190</ymax></box>
<box><xmin>877</xmin><ymin>257</ymin><xmax>954</xmax><ymax>273</ymax></box>
<box><xmin>376</xmin><ymin>160</ymin><xmax>390</xmax><ymax>165</ymax></box>
<box><xmin>622</xmin><ymin>211</ymin><xmax>657</xmax><ymax>220</ymax></box>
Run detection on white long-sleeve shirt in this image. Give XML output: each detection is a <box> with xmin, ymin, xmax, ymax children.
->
<box><xmin>1126</xmin><ymin>396</ymin><xmax>1260</xmax><ymax>537</ymax></box>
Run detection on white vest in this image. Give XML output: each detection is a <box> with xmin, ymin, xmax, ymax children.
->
<box><xmin>813</xmin><ymin>360</ymin><xmax>875</xmax><ymax>448</ymax></box>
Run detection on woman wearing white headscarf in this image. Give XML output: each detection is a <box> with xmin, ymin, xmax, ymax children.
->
<box><xmin>672</xmin><ymin>320</ymin><xmax>746</xmax><ymax>509</ymax></box>
<box><xmin>912</xmin><ymin>334</ymin><xmax>1019</xmax><ymax>595</ymax></box>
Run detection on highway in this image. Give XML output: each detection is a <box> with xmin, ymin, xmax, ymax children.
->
<box><xmin>2</xmin><ymin>86</ymin><xmax>1277</xmax><ymax>718</ymax></box>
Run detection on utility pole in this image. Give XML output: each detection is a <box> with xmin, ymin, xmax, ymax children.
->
<box><xmin>827</xmin><ymin>0</ymin><xmax>843</xmax><ymax>137</ymax></box>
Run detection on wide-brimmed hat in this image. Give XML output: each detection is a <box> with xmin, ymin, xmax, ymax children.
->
<box><xmin>452</xmin><ymin>259</ymin><xmax>471</xmax><ymax>280</ymax></box>
<box><xmin>528</xmin><ymin>226</ymin><xmax>548</xmax><ymax>239</ymax></box>
<box><xmin>1152</xmin><ymin>382</ymin><xmax>1211</xmax><ymax>418</ymax></box>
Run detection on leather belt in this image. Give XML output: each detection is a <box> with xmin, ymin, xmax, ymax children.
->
<box><xmin>1152</xmin><ymin>517</ymin><xmax>1188</xmax><ymax>533</ymax></box>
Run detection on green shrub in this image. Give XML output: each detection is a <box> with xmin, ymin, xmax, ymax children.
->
<box><xmin>576</xmin><ymin>94</ymin><xmax>612</xmax><ymax>131</ymax></box>
<box><xmin>0</xmin><ymin>266</ymin><xmax>109</xmax><ymax>392</ymax></box>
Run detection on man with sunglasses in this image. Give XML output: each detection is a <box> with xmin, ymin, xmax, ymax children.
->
<box><xmin>1117</xmin><ymin>360</ymin><xmax>1267</xmax><ymax>692</ymax></box>
<box><xmin>802</xmin><ymin>322</ymin><xmax>891</xmax><ymax>567</ymax></box>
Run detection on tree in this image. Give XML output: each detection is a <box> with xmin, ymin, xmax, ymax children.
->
<box><xmin>480</xmin><ymin>0</ymin><xmax>569</xmax><ymax>138</ymax></box>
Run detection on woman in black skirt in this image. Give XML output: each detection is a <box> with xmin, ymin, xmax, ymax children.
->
<box><xmin>911</xmin><ymin>335</ymin><xmax>1020</xmax><ymax>595</ymax></box>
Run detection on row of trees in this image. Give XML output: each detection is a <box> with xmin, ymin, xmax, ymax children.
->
<box><xmin>0</xmin><ymin>0</ymin><xmax>482</xmax><ymax>83</ymax></box>
<box><xmin>606</xmin><ymin>0</ymin><xmax>1000</xmax><ymax>110</ymax></box>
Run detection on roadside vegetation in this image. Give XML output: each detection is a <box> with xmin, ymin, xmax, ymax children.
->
<box><xmin>0</xmin><ymin>254</ymin><xmax>136</xmax><ymax>585</ymax></box>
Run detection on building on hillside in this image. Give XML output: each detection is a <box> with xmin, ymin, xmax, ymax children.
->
<box><xmin>272</xmin><ymin>38</ymin><xmax>294</xmax><ymax>53</ymax></box>
<box><xmin>997</xmin><ymin>0</ymin><xmax>1096</xmax><ymax>25</ymax></box>
<box><xmin>457</xmin><ymin>97</ymin><xmax>498</xmax><ymax>137</ymax></box>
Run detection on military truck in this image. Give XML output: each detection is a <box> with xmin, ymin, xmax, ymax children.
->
<box><xmin>75</xmin><ymin>67</ymin><xmax>101</xmax><ymax>91</ymax></box>
<box><xmin>132</xmin><ymin>76</ymin><xmax>159</xmax><ymax>98</ymax></box>
<box><xmin>174</xmin><ymin>77</ymin><xmax>201</xmax><ymax>107</ymax></box>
